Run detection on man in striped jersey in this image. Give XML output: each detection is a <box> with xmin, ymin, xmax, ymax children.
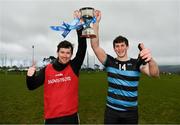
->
<box><xmin>90</xmin><ymin>10</ymin><xmax>159</xmax><ymax>124</ymax></box>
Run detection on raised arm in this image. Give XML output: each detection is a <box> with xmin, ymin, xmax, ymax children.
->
<box><xmin>26</xmin><ymin>63</ymin><xmax>45</xmax><ymax>90</ymax></box>
<box><xmin>90</xmin><ymin>10</ymin><xmax>107</xmax><ymax>64</ymax></box>
<box><xmin>139</xmin><ymin>43</ymin><xmax>159</xmax><ymax>77</ymax></box>
<box><xmin>71</xmin><ymin>28</ymin><xmax>87</xmax><ymax>71</ymax></box>
<box><xmin>71</xmin><ymin>10</ymin><xmax>87</xmax><ymax>75</ymax></box>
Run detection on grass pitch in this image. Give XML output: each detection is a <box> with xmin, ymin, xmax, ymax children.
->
<box><xmin>0</xmin><ymin>71</ymin><xmax>180</xmax><ymax>124</ymax></box>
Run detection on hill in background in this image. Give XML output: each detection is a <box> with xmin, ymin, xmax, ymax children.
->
<box><xmin>159</xmin><ymin>65</ymin><xmax>180</xmax><ymax>73</ymax></box>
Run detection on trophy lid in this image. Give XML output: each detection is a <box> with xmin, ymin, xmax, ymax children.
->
<box><xmin>80</xmin><ymin>7</ymin><xmax>94</xmax><ymax>11</ymax></box>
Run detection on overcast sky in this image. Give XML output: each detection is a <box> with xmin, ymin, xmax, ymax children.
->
<box><xmin>0</xmin><ymin>0</ymin><xmax>180</xmax><ymax>67</ymax></box>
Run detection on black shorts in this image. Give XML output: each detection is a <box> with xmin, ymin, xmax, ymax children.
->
<box><xmin>45</xmin><ymin>112</ymin><xmax>79</xmax><ymax>124</ymax></box>
<box><xmin>104</xmin><ymin>106</ymin><xmax>138</xmax><ymax>124</ymax></box>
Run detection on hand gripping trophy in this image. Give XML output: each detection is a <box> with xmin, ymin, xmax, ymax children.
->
<box><xmin>50</xmin><ymin>7</ymin><xmax>96</xmax><ymax>38</ymax></box>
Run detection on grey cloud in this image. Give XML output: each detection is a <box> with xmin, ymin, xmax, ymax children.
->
<box><xmin>0</xmin><ymin>0</ymin><xmax>180</xmax><ymax>66</ymax></box>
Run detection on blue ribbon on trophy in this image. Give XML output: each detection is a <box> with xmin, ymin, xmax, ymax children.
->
<box><xmin>50</xmin><ymin>17</ymin><xmax>96</xmax><ymax>38</ymax></box>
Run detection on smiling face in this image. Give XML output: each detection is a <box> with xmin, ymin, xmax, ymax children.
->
<box><xmin>113</xmin><ymin>35</ymin><xmax>129</xmax><ymax>60</ymax></box>
<box><xmin>56</xmin><ymin>40</ymin><xmax>73</xmax><ymax>64</ymax></box>
<box><xmin>114</xmin><ymin>42</ymin><xmax>129</xmax><ymax>60</ymax></box>
<box><xmin>57</xmin><ymin>47</ymin><xmax>72</xmax><ymax>64</ymax></box>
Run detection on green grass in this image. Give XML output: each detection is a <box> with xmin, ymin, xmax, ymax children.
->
<box><xmin>0</xmin><ymin>72</ymin><xmax>44</xmax><ymax>123</ymax></box>
<box><xmin>138</xmin><ymin>74</ymin><xmax>180</xmax><ymax>124</ymax></box>
<box><xmin>79</xmin><ymin>72</ymin><xmax>107</xmax><ymax>123</ymax></box>
<box><xmin>0</xmin><ymin>71</ymin><xmax>180</xmax><ymax>124</ymax></box>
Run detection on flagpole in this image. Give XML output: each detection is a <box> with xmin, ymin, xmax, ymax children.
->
<box><xmin>32</xmin><ymin>45</ymin><xmax>34</xmax><ymax>65</ymax></box>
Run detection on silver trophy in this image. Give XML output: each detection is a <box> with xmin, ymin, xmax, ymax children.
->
<box><xmin>79</xmin><ymin>7</ymin><xmax>96</xmax><ymax>38</ymax></box>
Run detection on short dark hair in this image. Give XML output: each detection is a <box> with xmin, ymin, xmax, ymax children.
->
<box><xmin>113</xmin><ymin>35</ymin><xmax>129</xmax><ymax>48</ymax></box>
<box><xmin>57</xmin><ymin>40</ymin><xmax>73</xmax><ymax>54</ymax></box>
